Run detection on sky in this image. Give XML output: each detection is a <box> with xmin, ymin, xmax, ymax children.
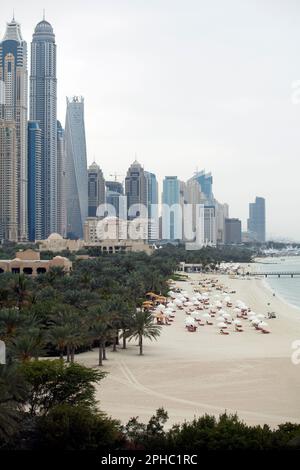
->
<box><xmin>1</xmin><ymin>0</ymin><xmax>300</xmax><ymax>240</ymax></box>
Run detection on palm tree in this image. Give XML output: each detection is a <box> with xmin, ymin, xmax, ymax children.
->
<box><xmin>89</xmin><ymin>319</ymin><xmax>111</xmax><ymax>366</ymax></box>
<box><xmin>0</xmin><ymin>308</ymin><xmax>22</xmax><ymax>342</ymax></box>
<box><xmin>47</xmin><ymin>325</ymin><xmax>71</xmax><ymax>359</ymax></box>
<box><xmin>11</xmin><ymin>331</ymin><xmax>45</xmax><ymax>363</ymax></box>
<box><xmin>10</xmin><ymin>275</ymin><xmax>31</xmax><ymax>309</ymax></box>
<box><xmin>126</xmin><ymin>310</ymin><xmax>161</xmax><ymax>356</ymax></box>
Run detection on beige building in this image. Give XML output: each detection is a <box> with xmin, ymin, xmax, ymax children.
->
<box><xmin>37</xmin><ymin>232</ymin><xmax>84</xmax><ymax>252</ymax></box>
<box><xmin>0</xmin><ymin>249</ymin><xmax>72</xmax><ymax>276</ymax></box>
<box><xmin>84</xmin><ymin>217</ymin><xmax>153</xmax><ymax>255</ymax></box>
<box><xmin>0</xmin><ymin>120</ymin><xmax>18</xmax><ymax>241</ymax></box>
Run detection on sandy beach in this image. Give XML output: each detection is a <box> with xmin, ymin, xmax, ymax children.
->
<box><xmin>77</xmin><ymin>273</ymin><xmax>300</xmax><ymax>428</ymax></box>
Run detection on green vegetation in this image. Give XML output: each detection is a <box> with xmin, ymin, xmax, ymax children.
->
<box><xmin>1</xmin><ymin>245</ymin><xmax>299</xmax><ymax>450</ymax></box>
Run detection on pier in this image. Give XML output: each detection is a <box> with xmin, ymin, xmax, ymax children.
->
<box><xmin>249</xmin><ymin>271</ymin><xmax>300</xmax><ymax>278</ymax></box>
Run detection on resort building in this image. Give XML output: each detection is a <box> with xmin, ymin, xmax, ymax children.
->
<box><xmin>37</xmin><ymin>232</ymin><xmax>84</xmax><ymax>252</ymax></box>
<box><xmin>0</xmin><ymin>249</ymin><xmax>72</xmax><ymax>276</ymax></box>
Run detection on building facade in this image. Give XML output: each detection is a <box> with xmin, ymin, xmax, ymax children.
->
<box><xmin>28</xmin><ymin>121</ymin><xmax>42</xmax><ymax>241</ymax></box>
<box><xmin>56</xmin><ymin>120</ymin><xmax>66</xmax><ymax>237</ymax></box>
<box><xmin>88</xmin><ymin>162</ymin><xmax>105</xmax><ymax>217</ymax></box>
<box><xmin>64</xmin><ymin>96</ymin><xmax>88</xmax><ymax>239</ymax></box>
<box><xmin>125</xmin><ymin>161</ymin><xmax>147</xmax><ymax>220</ymax></box>
<box><xmin>0</xmin><ymin>119</ymin><xmax>18</xmax><ymax>241</ymax></box>
<box><xmin>247</xmin><ymin>197</ymin><xmax>266</xmax><ymax>242</ymax></box>
<box><xmin>225</xmin><ymin>218</ymin><xmax>242</xmax><ymax>244</ymax></box>
<box><xmin>0</xmin><ymin>18</ymin><xmax>28</xmax><ymax>240</ymax></box>
<box><xmin>145</xmin><ymin>171</ymin><xmax>159</xmax><ymax>240</ymax></box>
<box><xmin>30</xmin><ymin>18</ymin><xmax>57</xmax><ymax>237</ymax></box>
<box><xmin>162</xmin><ymin>176</ymin><xmax>182</xmax><ymax>241</ymax></box>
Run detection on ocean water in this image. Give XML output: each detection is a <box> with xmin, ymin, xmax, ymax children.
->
<box><xmin>255</xmin><ymin>257</ymin><xmax>300</xmax><ymax>309</ymax></box>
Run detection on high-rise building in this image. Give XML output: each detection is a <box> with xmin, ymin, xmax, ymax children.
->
<box><xmin>145</xmin><ymin>171</ymin><xmax>159</xmax><ymax>240</ymax></box>
<box><xmin>0</xmin><ymin>17</ymin><xmax>28</xmax><ymax>240</ymax></box>
<box><xmin>56</xmin><ymin>121</ymin><xmax>66</xmax><ymax>237</ymax></box>
<box><xmin>215</xmin><ymin>202</ymin><xmax>229</xmax><ymax>244</ymax></box>
<box><xmin>105</xmin><ymin>181</ymin><xmax>124</xmax><ymax>218</ymax></box>
<box><xmin>125</xmin><ymin>161</ymin><xmax>147</xmax><ymax>219</ymax></box>
<box><xmin>30</xmin><ymin>18</ymin><xmax>57</xmax><ymax>237</ymax></box>
<box><xmin>28</xmin><ymin>121</ymin><xmax>42</xmax><ymax>242</ymax></box>
<box><xmin>225</xmin><ymin>218</ymin><xmax>242</xmax><ymax>245</ymax></box>
<box><xmin>88</xmin><ymin>162</ymin><xmax>105</xmax><ymax>217</ymax></box>
<box><xmin>65</xmin><ymin>96</ymin><xmax>88</xmax><ymax>239</ymax></box>
<box><xmin>162</xmin><ymin>176</ymin><xmax>182</xmax><ymax>241</ymax></box>
<box><xmin>0</xmin><ymin>119</ymin><xmax>18</xmax><ymax>241</ymax></box>
<box><xmin>247</xmin><ymin>197</ymin><xmax>266</xmax><ymax>242</ymax></box>
<box><xmin>204</xmin><ymin>206</ymin><xmax>217</xmax><ymax>246</ymax></box>
<box><xmin>192</xmin><ymin>170</ymin><xmax>213</xmax><ymax>202</ymax></box>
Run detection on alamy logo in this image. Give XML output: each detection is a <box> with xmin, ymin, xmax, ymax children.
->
<box><xmin>291</xmin><ymin>340</ymin><xmax>300</xmax><ymax>365</ymax></box>
<box><xmin>0</xmin><ymin>340</ymin><xmax>5</xmax><ymax>365</ymax></box>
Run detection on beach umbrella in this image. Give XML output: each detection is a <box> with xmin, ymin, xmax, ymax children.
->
<box><xmin>202</xmin><ymin>313</ymin><xmax>211</xmax><ymax>319</ymax></box>
<box><xmin>215</xmin><ymin>301</ymin><xmax>222</xmax><ymax>308</ymax></box>
<box><xmin>185</xmin><ymin>318</ymin><xmax>195</xmax><ymax>326</ymax></box>
<box><xmin>222</xmin><ymin>313</ymin><xmax>232</xmax><ymax>319</ymax></box>
<box><xmin>257</xmin><ymin>314</ymin><xmax>266</xmax><ymax>319</ymax></box>
<box><xmin>233</xmin><ymin>319</ymin><xmax>242</xmax><ymax>326</ymax></box>
<box><xmin>251</xmin><ymin>318</ymin><xmax>260</xmax><ymax>325</ymax></box>
<box><xmin>224</xmin><ymin>296</ymin><xmax>231</xmax><ymax>302</ymax></box>
<box><xmin>216</xmin><ymin>316</ymin><xmax>225</xmax><ymax>322</ymax></box>
<box><xmin>217</xmin><ymin>322</ymin><xmax>227</xmax><ymax>328</ymax></box>
<box><xmin>174</xmin><ymin>299</ymin><xmax>182</xmax><ymax>306</ymax></box>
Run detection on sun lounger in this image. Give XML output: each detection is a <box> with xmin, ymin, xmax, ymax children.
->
<box><xmin>220</xmin><ymin>329</ymin><xmax>229</xmax><ymax>335</ymax></box>
<box><xmin>261</xmin><ymin>329</ymin><xmax>270</xmax><ymax>334</ymax></box>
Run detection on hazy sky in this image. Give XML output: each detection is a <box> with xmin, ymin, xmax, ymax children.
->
<box><xmin>2</xmin><ymin>0</ymin><xmax>300</xmax><ymax>240</ymax></box>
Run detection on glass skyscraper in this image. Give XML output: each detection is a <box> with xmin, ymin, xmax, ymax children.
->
<box><xmin>28</xmin><ymin>121</ymin><xmax>42</xmax><ymax>241</ymax></box>
<box><xmin>0</xmin><ymin>17</ymin><xmax>28</xmax><ymax>240</ymax></box>
<box><xmin>65</xmin><ymin>96</ymin><xmax>88</xmax><ymax>239</ymax></box>
<box><xmin>247</xmin><ymin>197</ymin><xmax>266</xmax><ymax>242</ymax></box>
<box><xmin>30</xmin><ymin>18</ymin><xmax>57</xmax><ymax>237</ymax></box>
<box><xmin>88</xmin><ymin>162</ymin><xmax>106</xmax><ymax>217</ymax></box>
<box><xmin>162</xmin><ymin>176</ymin><xmax>182</xmax><ymax>241</ymax></box>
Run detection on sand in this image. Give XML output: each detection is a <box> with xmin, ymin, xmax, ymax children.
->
<box><xmin>77</xmin><ymin>273</ymin><xmax>300</xmax><ymax>428</ymax></box>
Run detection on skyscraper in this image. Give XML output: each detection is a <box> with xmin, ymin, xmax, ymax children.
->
<box><xmin>28</xmin><ymin>121</ymin><xmax>42</xmax><ymax>241</ymax></box>
<box><xmin>56</xmin><ymin>121</ymin><xmax>66</xmax><ymax>237</ymax></box>
<box><xmin>162</xmin><ymin>176</ymin><xmax>182</xmax><ymax>241</ymax></box>
<box><xmin>125</xmin><ymin>161</ymin><xmax>147</xmax><ymax>219</ymax></box>
<box><xmin>225</xmin><ymin>218</ymin><xmax>242</xmax><ymax>245</ymax></box>
<box><xmin>65</xmin><ymin>96</ymin><xmax>88</xmax><ymax>239</ymax></box>
<box><xmin>0</xmin><ymin>17</ymin><xmax>28</xmax><ymax>240</ymax></box>
<box><xmin>247</xmin><ymin>197</ymin><xmax>266</xmax><ymax>242</ymax></box>
<box><xmin>105</xmin><ymin>180</ymin><xmax>124</xmax><ymax>218</ymax></box>
<box><xmin>88</xmin><ymin>162</ymin><xmax>105</xmax><ymax>217</ymax></box>
<box><xmin>0</xmin><ymin>119</ymin><xmax>18</xmax><ymax>241</ymax></box>
<box><xmin>30</xmin><ymin>18</ymin><xmax>57</xmax><ymax>237</ymax></box>
<box><xmin>145</xmin><ymin>171</ymin><xmax>159</xmax><ymax>240</ymax></box>
<box><xmin>192</xmin><ymin>171</ymin><xmax>213</xmax><ymax>202</ymax></box>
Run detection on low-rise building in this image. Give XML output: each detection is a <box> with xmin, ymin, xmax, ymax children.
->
<box><xmin>0</xmin><ymin>249</ymin><xmax>72</xmax><ymax>276</ymax></box>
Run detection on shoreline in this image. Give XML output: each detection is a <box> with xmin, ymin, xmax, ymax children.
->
<box><xmin>77</xmin><ymin>271</ymin><xmax>300</xmax><ymax>428</ymax></box>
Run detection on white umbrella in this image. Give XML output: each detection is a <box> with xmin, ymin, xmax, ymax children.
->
<box><xmin>258</xmin><ymin>321</ymin><xmax>268</xmax><ymax>328</ymax></box>
<box><xmin>157</xmin><ymin>304</ymin><xmax>166</xmax><ymax>311</ymax></box>
<box><xmin>216</xmin><ymin>316</ymin><xmax>225</xmax><ymax>322</ymax></box>
<box><xmin>174</xmin><ymin>299</ymin><xmax>183</xmax><ymax>306</ymax></box>
<box><xmin>217</xmin><ymin>322</ymin><xmax>227</xmax><ymax>328</ymax></box>
<box><xmin>233</xmin><ymin>319</ymin><xmax>242</xmax><ymax>326</ymax></box>
<box><xmin>257</xmin><ymin>314</ymin><xmax>266</xmax><ymax>319</ymax></box>
<box><xmin>222</xmin><ymin>313</ymin><xmax>232</xmax><ymax>319</ymax></box>
<box><xmin>202</xmin><ymin>313</ymin><xmax>211</xmax><ymax>319</ymax></box>
<box><xmin>233</xmin><ymin>308</ymin><xmax>241</xmax><ymax>314</ymax></box>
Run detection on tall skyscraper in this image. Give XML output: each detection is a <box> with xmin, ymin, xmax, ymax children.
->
<box><xmin>145</xmin><ymin>171</ymin><xmax>159</xmax><ymax>240</ymax></box>
<box><xmin>88</xmin><ymin>162</ymin><xmax>105</xmax><ymax>217</ymax></box>
<box><xmin>57</xmin><ymin>120</ymin><xmax>66</xmax><ymax>237</ymax></box>
<box><xmin>65</xmin><ymin>96</ymin><xmax>88</xmax><ymax>239</ymax></box>
<box><xmin>105</xmin><ymin>180</ymin><xmax>124</xmax><ymax>218</ymax></box>
<box><xmin>0</xmin><ymin>119</ymin><xmax>18</xmax><ymax>241</ymax></box>
<box><xmin>0</xmin><ymin>17</ymin><xmax>28</xmax><ymax>240</ymax></box>
<box><xmin>247</xmin><ymin>197</ymin><xmax>266</xmax><ymax>242</ymax></box>
<box><xmin>125</xmin><ymin>161</ymin><xmax>147</xmax><ymax>219</ymax></box>
<box><xmin>192</xmin><ymin>170</ymin><xmax>213</xmax><ymax>202</ymax></box>
<box><xmin>225</xmin><ymin>218</ymin><xmax>242</xmax><ymax>245</ymax></box>
<box><xmin>28</xmin><ymin>121</ymin><xmax>42</xmax><ymax>241</ymax></box>
<box><xmin>162</xmin><ymin>176</ymin><xmax>182</xmax><ymax>241</ymax></box>
<box><xmin>30</xmin><ymin>18</ymin><xmax>57</xmax><ymax>237</ymax></box>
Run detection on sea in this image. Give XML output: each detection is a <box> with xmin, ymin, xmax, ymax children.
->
<box><xmin>255</xmin><ymin>256</ymin><xmax>300</xmax><ymax>310</ymax></box>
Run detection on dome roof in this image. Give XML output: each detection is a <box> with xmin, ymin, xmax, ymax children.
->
<box><xmin>48</xmin><ymin>232</ymin><xmax>63</xmax><ymax>241</ymax></box>
<box><xmin>34</xmin><ymin>20</ymin><xmax>53</xmax><ymax>34</ymax></box>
